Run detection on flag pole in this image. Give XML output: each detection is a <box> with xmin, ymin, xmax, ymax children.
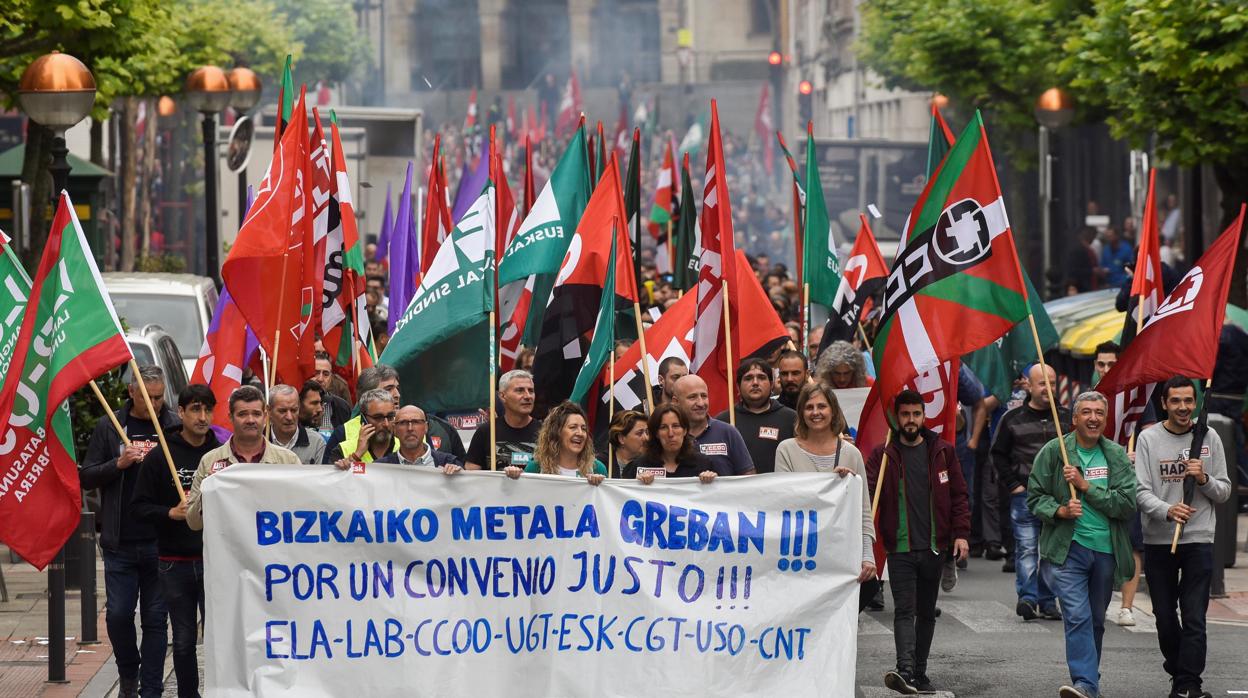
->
<box><xmin>89</xmin><ymin>380</ymin><xmax>130</xmax><ymax>446</ymax></box>
<box><xmin>1025</xmin><ymin>311</ymin><xmax>1076</xmax><ymax>500</ymax></box>
<box><xmin>666</xmin><ymin>219</ymin><xmax>674</xmax><ymax>276</ymax></box>
<box><xmin>722</xmin><ymin>279</ymin><xmax>736</xmax><ymax>427</ymax></box>
<box><xmin>608</xmin><ymin>348</ymin><xmax>616</xmax><ymax>476</ymax></box>
<box><xmin>489</xmin><ymin>309</ymin><xmax>497</xmax><ymax>471</ymax></box>
<box><xmin>870</xmin><ymin>431</ymin><xmax>893</xmax><ymax>518</ymax></box>
<box><xmin>128</xmin><ymin>359</ymin><xmax>185</xmax><ymax>503</ymax></box>
<box><xmin>1170</xmin><ymin>377</ymin><xmax>1213</xmax><ymax>552</ymax></box>
<box><xmin>802</xmin><ymin>282</ymin><xmax>811</xmax><ymax>358</ymax></box>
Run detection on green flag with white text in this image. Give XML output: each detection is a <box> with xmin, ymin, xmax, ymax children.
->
<box><xmin>802</xmin><ymin>123</ymin><xmax>842</xmax><ymax>310</ymax></box>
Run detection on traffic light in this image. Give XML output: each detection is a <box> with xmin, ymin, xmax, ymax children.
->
<box><xmin>798</xmin><ymin>80</ymin><xmax>814</xmax><ymax>125</ymax></box>
<box><xmin>768</xmin><ymin>50</ymin><xmax>783</xmax><ymax>84</ymax></box>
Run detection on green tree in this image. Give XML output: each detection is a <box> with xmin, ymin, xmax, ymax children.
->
<box><xmin>273</xmin><ymin>0</ymin><xmax>371</xmax><ymax>88</ymax></box>
<box><xmin>1063</xmin><ymin>0</ymin><xmax>1248</xmax><ymax>304</ymax></box>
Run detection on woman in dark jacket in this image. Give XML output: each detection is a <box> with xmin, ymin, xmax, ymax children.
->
<box><xmin>621</xmin><ymin>405</ymin><xmax>717</xmax><ymax>484</ymax></box>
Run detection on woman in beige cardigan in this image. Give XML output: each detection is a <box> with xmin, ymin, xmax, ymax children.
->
<box><xmin>775</xmin><ymin>382</ymin><xmax>876</xmax><ymax>585</ymax></box>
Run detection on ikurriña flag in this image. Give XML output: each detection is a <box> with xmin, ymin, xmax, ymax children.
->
<box><xmin>871</xmin><ymin>110</ymin><xmax>1028</xmax><ymax>413</ymax></box>
<box><xmin>0</xmin><ymin>193</ymin><xmax>132</xmax><ymax>569</ymax></box>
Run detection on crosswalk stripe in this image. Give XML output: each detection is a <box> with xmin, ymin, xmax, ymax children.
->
<box><xmin>858</xmin><ymin>685</ymin><xmax>956</xmax><ymax>697</ymax></box>
<box><xmin>858</xmin><ymin>612</ymin><xmax>893</xmax><ymax>636</ymax></box>
<box><xmin>938</xmin><ymin>600</ymin><xmax>1050</xmax><ymax>633</ymax></box>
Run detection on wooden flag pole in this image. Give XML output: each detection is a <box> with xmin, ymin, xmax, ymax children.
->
<box><xmin>1024</xmin><ymin>312</ymin><xmax>1077</xmax><ymax>500</ymax></box>
<box><xmin>489</xmin><ymin>309</ymin><xmax>497</xmax><ymax>471</ymax></box>
<box><xmin>608</xmin><ymin>348</ymin><xmax>615</xmax><ymax>476</ymax></box>
<box><xmin>631</xmin><ymin>301</ymin><xmax>654</xmax><ymax>416</ymax></box>
<box><xmin>89</xmin><ymin>380</ymin><xmax>130</xmax><ymax>447</ymax></box>
<box><xmin>870</xmin><ymin>431</ymin><xmax>893</xmax><ymax>519</ymax></box>
<box><xmin>128</xmin><ymin>359</ymin><xmax>185</xmax><ymax>503</ymax></box>
<box><xmin>802</xmin><ymin>282</ymin><xmax>811</xmax><ymax>359</ymax></box>
<box><xmin>722</xmin><ymin>279</ymin><xmax>736</xmax><ymax>427</ymax></box>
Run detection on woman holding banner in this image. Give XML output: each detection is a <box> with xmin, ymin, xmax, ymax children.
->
<box><xmin>606</xmin><ymin>410</ymin><xmax>649</xmax><ymax>478</ymax></box>
<box><xmin>621</xmin><ymin>405</ymin><xmax>717</xmax><ymax>484</ymax></box>
<box><xmin>505</xmin><ymin>401</ymin><xmax>606</xmax><ymax>483</ymax></box>
<box><xmin>775</xmin><ymin>383</ymin><xmax>877</xmax><ymax>586</ymax></box>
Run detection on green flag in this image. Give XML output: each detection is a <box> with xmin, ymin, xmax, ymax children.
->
<box><xmin>381</xmin><ymin>181</ymin><xmax>496</xmax><ymax>412</ymax></box>
<box><xmin>0</xmin><ymin>237</ymin><xmax>31</xmax><ymax>375</ymax></box>
<box><xmin>963</xmin><ymin>269</ymin><xmax>1057</xmax><ymax>402</ymax></box>
<box><xmin>498</xmin><ymin>126</ymin><xmax>591</xmax><ymax>345</ymax></box>
<box><xmin>926</xmin><ymin>103</ymin><xmax>954</xmax><ymax>178</ymax></box>
<box><xmin>801</xmin><ymin>123</ymin><xmax>842</xmax><ymax>309</ymax></box>
<box><xmin>570</xmin><ymin>232</ymin><xmax>618</xmax><ymax>404</ymax></box>
<box><xmin>672</xmin><ymin>154</ymin><xmax>698</xmax><ymax>292</ymax></box>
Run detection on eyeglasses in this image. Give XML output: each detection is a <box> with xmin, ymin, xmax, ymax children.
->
<box><xmin>394</xmin><ymin>419</ymin><xmax>426</xmax><ymax>428</ymax></box>
<box><xmin>365</xmin><ymin>412</ymin><xmax>397</xmax><ymax>422</ymax></box>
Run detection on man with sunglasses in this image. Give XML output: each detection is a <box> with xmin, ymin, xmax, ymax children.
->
<box><xmin>328</xmin><ymin>389</ymin><xmax>399</xmax><ymax>465</ymax></box>
<box><xmin>374</xmin><ymin>405</ymin><xmax>462</xmax><ymax>473</ymax></box>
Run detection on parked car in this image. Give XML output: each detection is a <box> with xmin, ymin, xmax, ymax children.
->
<box><xmin>103</xmin><ymin>272</ymin><xmax>217</xmax><ymax>379</ymax></box>
<box><xmin>121</xmin><ymin>324</ymin><xmax>189</xmax><ymax>405</ymax></box>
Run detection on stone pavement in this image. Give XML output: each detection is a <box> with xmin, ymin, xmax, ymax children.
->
<box><xmin>3</xmin><ymin>515</ymin><xmax>1247</xmax><ymax>696</ymax></box>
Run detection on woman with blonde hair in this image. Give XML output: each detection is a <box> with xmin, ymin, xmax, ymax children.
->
<box><xmin>775</xmin><ymin>383</ymin><xmax>876</xmax><ymax>587</ymax></box>
<box><xmin>504</xmin><ymin>401</ymin><xmax>605</xmax><ymax>484</ymax></box>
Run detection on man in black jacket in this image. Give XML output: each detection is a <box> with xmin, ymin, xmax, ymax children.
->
<box><xmin>993</xmin><ymin>363</ymin><xmax>1072</xmax><ymax>621</ymax></box>
<box><xmin>131</xmin><ymin>384</ymin><xmax>219</xmax><ymax>698</ymax></box>
<box><xmin>714</xmin><ymin>358</ymin><xmax>795</xmax><ymax>473</ymax></box>
<box><xmin>80</xmin><ymin>365</ymin><xmax>178</xmax><ymax>698</ymax></box>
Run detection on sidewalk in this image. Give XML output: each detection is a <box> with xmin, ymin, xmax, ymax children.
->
<box><xmin>0</xmin><ymin>545</ymin><xmax>115</xmax><ymax>698</ymax></box>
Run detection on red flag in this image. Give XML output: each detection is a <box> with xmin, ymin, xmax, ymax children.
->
<box><xmin>321</xmin><ymin>118</ymin><xmax>374</xmax><ymax>385</ymax></box>
<box><xmin>754</xmin><ymin>83</ymin><xmax>775</xmax><ymax>176</ymax></box>
<box><xmin>823</xmin><ymin>214</ymin><xmax>889</xmax><ymax>345</ymax></box>
<box><xmin>464</xmin><ymin>87</ymin><xmax>477</xmax><ymax>129</ymax></box>
<box><xmin>691</xmin><ymin>101</ymin><xmax>742</xmax><ymax>413</ymax></box>
<box><xmin>193</xmin><ymin>288</ymin><xmax>262</xmax><ymax>428</ymax></box>
<box><xmin>306</xmin><ymin>108</ymin><xmax>332</xmax><ymax>355</ymax></box>
<box><xmin>556</xmin><ymin>70</ymin><xmax>582</xmax><ymax>140</ymax></box>
<box><xmin>523</xmin><ymin>136</ymin><xmax>536</xmax><ymax>216</ymax></box>
<box><xmin>222</xmin><ymin>87</ymin><xmax>311</xmax><ymax>386</ymax></box>
<box><xmin>1130</xmin><ymin>169</ymin><xmax>1164</xmax><ymax>323</ymax></box>
<box><xmin>420</xmin><ymin>136</ymin><xmax>453</xmax><ymax>278</ymax></box>
<box><xmin>492</xmin><ymin>130</ymin><xmax>521</xmax><ymax>264</ymax></box>
<box><xmin>1097</xmin><ymin>206</ymin><xmax>1244</xmax><ymax>440</ymax></box>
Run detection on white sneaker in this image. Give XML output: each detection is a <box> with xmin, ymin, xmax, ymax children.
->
<box><xmin>1115</xmin><ymin>607</ymin><xmax>1136</xmax><ymax>626</ymax></box>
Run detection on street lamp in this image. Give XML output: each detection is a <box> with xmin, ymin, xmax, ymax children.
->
<box><xmin>227</xmin><ymin>67</ymin><xmax>262</xmax><ymax>229</ymax></box>
<box><xmin>1035</xmin><ymin>87</ymin><xmax>1074</xmax><ymax>296</ymax></box>
<box><xmin>16</xmin><ymin>50</ymin><xmax>96</xmax><ymax>684</ymax></box>
<box><xmin>18</xmin><ymin>51</ymin><xmax>97</xmax><ymax>200</ymax></box>
<box><xmin>185</xmin><ymin>65</ymin><xmax>231</xmax><ymax>286</ymax></box>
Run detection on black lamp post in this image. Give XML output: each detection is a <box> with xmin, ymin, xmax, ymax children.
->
<box><xmin>1035</xmin><ymin>87</ymin><xmax>1075</xmax><ymax>295</ymax></box>
<box><xmin>227</xmin><ymin>67</ymin><xmax>262</xmax><ymax>228</ymax></box>
<box><xmin>185</xmin><ymin>65</ymin><xmax>232</xmax><ymax>286</ymax></box>
<box><xmin>17</xmin><ymin>50</ymin><xmax>96</xmax><ymax>683</ymax></box>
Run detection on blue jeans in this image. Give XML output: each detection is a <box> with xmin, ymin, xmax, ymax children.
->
<box><xmin>1144</xmin><ymin>543</ymin><xmax>1213</xmax><ymax>693</ymax></box>
<box><xmin>102</xmin><ymin>542</ymin><xmax>167</xmax><ymax>698</ymax></box>
<box><xmin>159</xmin><ymin>559</ymin><xmax>205</xmax><ymax>698</ymax></box>
<box><xmin>1010</xmin><ymin>492</ymin><xmax>1055</xmax><ymax>609</ymax></box>
<box><xmin>1044</xmin><ymin>541</ymin><xmax>1115</xmax><ymax>697</ymax></box>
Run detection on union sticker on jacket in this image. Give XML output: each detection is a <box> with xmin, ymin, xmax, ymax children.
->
<box><xmin>758</xmin><ymin>427</ymin><xmax>780</xmax><ymax>441</ymax></box>
<box><xmin>937</xmin><ymin>470</ymin><xmax>949</xmax><ymax>484</ymax></box>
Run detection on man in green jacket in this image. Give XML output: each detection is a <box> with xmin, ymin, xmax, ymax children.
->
<box><xmin>1027</xmin><ymin>390</ymin><xmax>1137</xmax><ymax>698</ymax></box>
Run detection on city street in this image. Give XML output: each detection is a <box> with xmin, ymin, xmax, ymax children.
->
<box><xmin>855</xmin><ymin>552</ymin><xmax>1248</xmax><ymax>697</ymax></box>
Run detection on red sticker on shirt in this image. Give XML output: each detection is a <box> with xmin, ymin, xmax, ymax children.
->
<box><xmin>937</xmin><ymin>470</ymin><xmax>949</xmax><ymax>484</ymax></box>
<box><xmin>209</xmin><ymin>460</ymin><xmax>230</xmax><ymax>474</ymax></box>
<box><xmin>430</xmin><ymin>436</ymin><xmax>442</xmax><ymax>450</ymax></box>
<box><xmin>351</xmin><ymin>461</ymin><xmax>366</xmax><ymax>475</ymax></box>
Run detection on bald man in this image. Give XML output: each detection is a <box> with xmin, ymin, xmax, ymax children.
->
<box><xmin>992</xmin><ymin>363</ymin><xmax>1072</xmax><ymax>621</ymax></box>
<box><xmin>673</xmin><ymin>374</ymin><xmax>755</xmax><ymax>476</ymax></box>
<box><xmin>373</xmin><ymin>405</ymin><xmax>462</xmax><ymax>472</ymax></box>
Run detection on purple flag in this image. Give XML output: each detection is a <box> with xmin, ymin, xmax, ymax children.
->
<box><xmin>451</xmin><ymin>153</ymin><xmax>490</xmax><ymax>224</ymax></box>
<box><xmin>387</xmin><ymin>163</ymin><xmax>418</xmax><ymax>335</ymax></box>
<box><xmin>375</xmin><ymin>182</ymin><xmax>393</xmax><ymax>262</ymax></box>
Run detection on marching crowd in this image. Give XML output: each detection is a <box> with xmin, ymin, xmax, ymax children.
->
<box><xmin>81</xmin><ymin>315</ymin><xmax>1230</xmax><ymax>697</ymax></box>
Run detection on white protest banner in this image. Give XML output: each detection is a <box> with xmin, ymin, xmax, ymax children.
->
<box><xmin>202</xmin><ymin>465</ymin><xmax>862</xmax><ymax>696</ymax></box>
<box><xmin>833</xmin><ymin>386</ymin><xmax>871</xmax><ymax>433</ymax></box>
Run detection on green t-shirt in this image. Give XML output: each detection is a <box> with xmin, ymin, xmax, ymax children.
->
<box><xmin>524</xmin><ymin>460</ymin><xmax>608</xmax><ymax>477</ymax></box>
<box><xmin>1073</xmin><ymin>444</ymin><xmax>1112</xmax><ymax>554</ymax></box>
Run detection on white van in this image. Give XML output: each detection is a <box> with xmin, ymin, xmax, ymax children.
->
<box><xmin>103</xmin><ymin>273</ymin><xmax>217</xmax><ymax>379</ymax></box>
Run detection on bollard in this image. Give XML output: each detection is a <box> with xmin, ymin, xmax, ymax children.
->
<box><xmin>47</xmin><ymin>548</ymin><xmax>68</xmax><ymax>683</ymax></box>
<box><xmin>78</xmin><ymin>509</ymin><xmax>99</xmax><ymax>644</ymax></box>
